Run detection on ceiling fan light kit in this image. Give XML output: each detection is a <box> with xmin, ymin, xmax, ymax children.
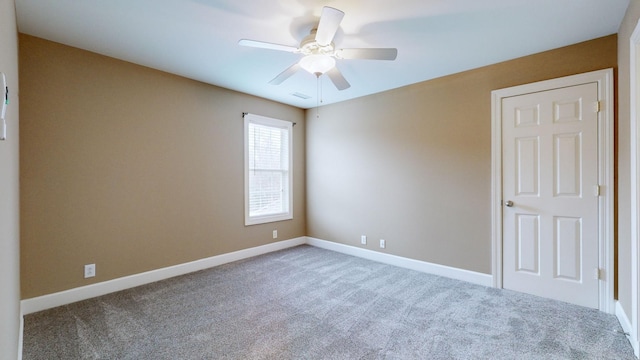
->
<box><xmin>299</xmin><ymin>54</ymin><xmax>335</xmax><ymax>76</ymax></box>
<box><xmin>238</xmin><ymin>6</ymin><xmax>397</xmax><ymax>91</ymax></box>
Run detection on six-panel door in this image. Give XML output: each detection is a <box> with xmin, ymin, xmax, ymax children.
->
<box><xmin>502</xmin><ymin>82</ymin><xmax>599</xmax><ymax>308</ymax></box>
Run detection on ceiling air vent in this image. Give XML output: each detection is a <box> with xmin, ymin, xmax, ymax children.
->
<box><xmin>291</xmin><ymin>92</ymin><xmax>311</xmax><ymax>99</ymax></box>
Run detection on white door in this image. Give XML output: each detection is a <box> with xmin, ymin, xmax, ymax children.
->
<box><xmin>502</xmin><ymin>82</ymin><xmax>599</xmax><ymax>308</ymax></box>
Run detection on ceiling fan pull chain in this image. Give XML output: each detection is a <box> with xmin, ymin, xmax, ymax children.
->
<box><xmin>316</xmin><ymin>74</ymin><xmax>321</xmax><ymax>118</ymax></box>
<box><xmin>320</xmin><ymin>75</ymin><xmax>323</xmax><ymax>105</ymax></box>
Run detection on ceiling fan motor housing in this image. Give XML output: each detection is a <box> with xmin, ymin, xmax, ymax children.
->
<box><xmin>300</xmin><ymin>29</ymin><xmax>335</xmax><ymax>56</ymax></box>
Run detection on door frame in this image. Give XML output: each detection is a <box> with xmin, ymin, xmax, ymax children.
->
<box><xmin>490</xmin><ymin>69</ymin><xmax>614</xmax><ymax>313</ymax></box>
<box><xmin>629</xmin><ymin>18</ymin><xmax>640</xmax><ymax>356</ymax></box>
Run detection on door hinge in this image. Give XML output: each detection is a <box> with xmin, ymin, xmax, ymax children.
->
<box><xmin>593</xmin><ymin>185</ymin><xmax>601</xmax><ymax>196</ymax></box>
<box><xmin>594</xmin><ymin>268</ymin><xmax>603</xmax><ymax>280</ymax></box>
<box><xmin>593</xmin><ymin>101</ymin><xmax>602</xmax><ymax>113</ymax></box>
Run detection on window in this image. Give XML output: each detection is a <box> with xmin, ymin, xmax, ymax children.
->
<box><xmin>244</xmin><ymin>113</ymin><xmax>293</xmax><ymax>225</ymax></box>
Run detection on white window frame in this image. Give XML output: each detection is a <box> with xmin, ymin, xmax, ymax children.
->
<box><xmin>244</xmin><ymin>113</ymin><xmax>293</xmax><ymax>226</ymax></box>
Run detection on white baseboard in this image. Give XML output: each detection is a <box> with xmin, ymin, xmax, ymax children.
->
<box><xmin>616</xmin><ymin>300</ymin><xmax>639</xmax><ymax>357</ymax></box>
<box><xmin>305</xmin><ymin>237</ymin><xmax>493</xmax><ymax>287</ymax></box>
<box><xmin>21</xmin><ymin>236</ymin><xmax>494</xmax><ymax>315</ymax></box>
<box><xmin>21</xmin><ymin>237</ymin><xmax>306</xmax><ymax>315</ymax></box>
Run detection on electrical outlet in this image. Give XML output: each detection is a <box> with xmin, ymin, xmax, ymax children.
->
<box><xmin>84</xmin><ymin>264</ymin><xmax>96</xmax><ymax>278</ymax></box>
<box><xmin>361</xmin><ymin>235</ymin><xmax>367</xmax><ymax>245</ymax></box>
<box><xmin>273</xmin><ymin>230</ymin><xmax>278</xmax><ymax>239</ymax></box>
<box><xmin>379</xmin><ymin>239</ymin><xmax>386</xmax><ymax>249</ymax></box>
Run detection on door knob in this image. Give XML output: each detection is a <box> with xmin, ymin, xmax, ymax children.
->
<box><xmin>505</xmin><ymin>200</ymin><xmax>514</xmax><ymax>207</ymax></box>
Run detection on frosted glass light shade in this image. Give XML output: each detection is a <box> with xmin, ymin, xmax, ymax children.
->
<box><xmin>299</xmin><ymin>54</ymin><xmax>336</xmax><ymax>75</ymax></box>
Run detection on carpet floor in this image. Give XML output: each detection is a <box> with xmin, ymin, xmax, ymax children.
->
<box><xmin>23</xmin><ymin>245</ymin><xmax>635</xmax><ymax>359</ymax></box>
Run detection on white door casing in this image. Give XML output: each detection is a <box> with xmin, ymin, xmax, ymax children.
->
<box><xmin>491</xmin><ymin>69</ymin><xmax>614</xmax><ymax>313</ymax></box>
<box><xmin>629</xmin><ymin>18</ymin><xmax>640</xmax><ymax>357</ymax></box>
<box><xmin>502</xmin><ymin>83</ymin><xmax>599</xmax><ymax>308</ymax></box>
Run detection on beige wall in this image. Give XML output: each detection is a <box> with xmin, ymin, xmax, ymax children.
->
<box><xmin>19</xmin><ymin>35</ymin><xmax>306</xmax><ymax>299</ymax></box>
<box><xmin>306</xmin><ymin>35</ymin><xmax>617</xmax><ymax>274</ymax></box>
<box><xmin>0</xmin><ymin>0</ymin><xmax>20</xmax><ymax>358</ymax></box>
<box><xmin>618</xmin><ymin>0</ymin><xmax>640</xmax><ymax>320</ymax></box>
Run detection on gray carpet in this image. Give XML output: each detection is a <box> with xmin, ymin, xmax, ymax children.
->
<box><xmin>23</xmin><ymin>245</ymin><xmax>635</xmax><ymax>359</ymax></box>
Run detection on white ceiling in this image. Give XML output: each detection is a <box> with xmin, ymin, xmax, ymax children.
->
<box><xmin>15</xmin><ymin>0</ymin><xmax>629</xmax><ymax>109</ymax></box>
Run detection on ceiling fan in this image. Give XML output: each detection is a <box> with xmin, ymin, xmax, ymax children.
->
<box><xmin>238</xmin><ymin>6</ymin><xmax>398</xmax><ymax>91</ymax></box>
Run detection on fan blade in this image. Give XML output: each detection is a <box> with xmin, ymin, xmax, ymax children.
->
<box><xmin>315</xmin><ymin>7</ymin><xmax>344</xmax><ymax>46</ymax></box>
<box><xmin>336</xmin><ymin>48</ymin><xmax>398</xmax><ymax>60</ymax></box>
<box><xmin>269</xmin><ymin>63</ymin><xmax>301</xmax><ymax>85</ymax></box>
<box><xmin>326</xmin><ymin>67</ymin><xmax>350</xmax><ymax>90</ymax></box>
<box><xmin>238</xmin><ymin>39</ymin><xmax>298</xmax><ymax>53</ymax></box>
